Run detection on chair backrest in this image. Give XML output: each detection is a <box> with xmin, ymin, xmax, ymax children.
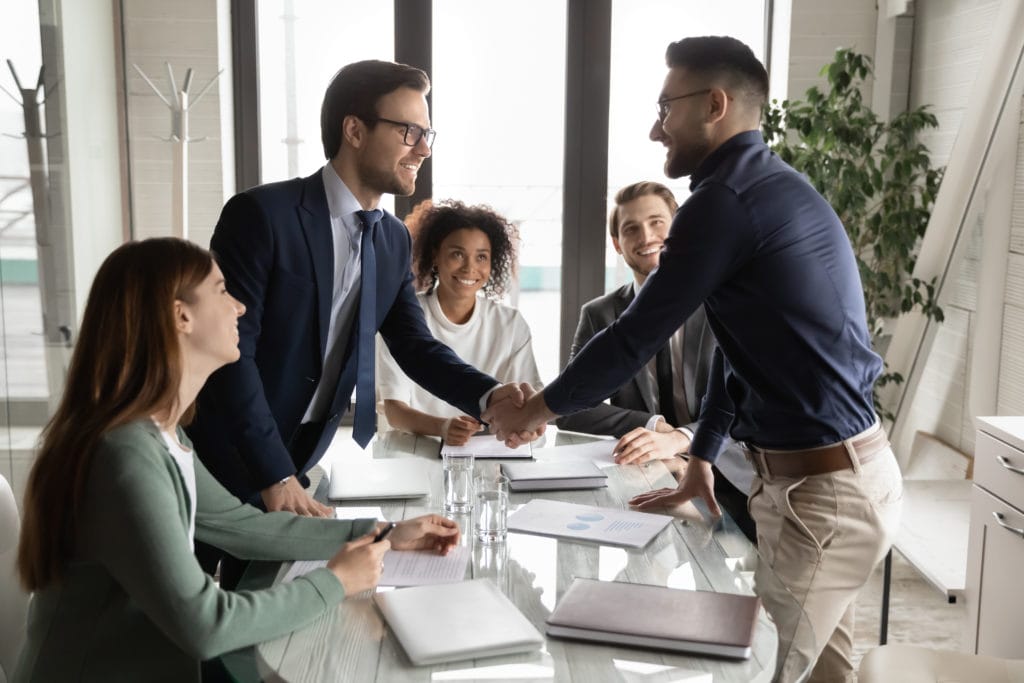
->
<box><xmin>0</xmin><ymin>474</ymin><xmax>27</xmax><ymax>681</ymax></box>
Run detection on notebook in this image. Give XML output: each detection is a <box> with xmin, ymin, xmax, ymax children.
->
<box><xmin>327</xmin><ymin>458</ymin><xmax>430</xmax><ymax>501</ymax></box>
<box><xmin>440</xmin><ymin>434</ymin><xmax>533</xmax><ymax>459</ymax></box>
<box><xmin>374</xmin><ymin>579</ymin><xmax>544</xmax><ymax>665</ymax></box>
<box><xmin>546</xmin><ymin>578</ymin><xmax>761</xmax><ymax>659</ymax></box>
<box><xmin>501</xmin><ymin>460</ymin><xmax>608</xmax><ymax>491</ymax></box>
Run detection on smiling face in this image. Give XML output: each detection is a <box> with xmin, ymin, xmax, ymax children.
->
<box><xmin>650</xmin><ymin>67</ymin><xmax>714</xmax><ymax>179</ymax></box>
<box><xmin>612</xmin><ymin>193</ymin><xmax>674</xmax><ymax>281</ymax></box>
<box><xmin>354</xmin><ymin>86</ymin><xmax>432</xmax><ymax>199</ymax></box>
<box><xmin>433</xmin><ymin>228</ymin><xmax>492</xmax><ymax>306</ymax></box>
<box><xmin>176</xmin><ymin>263</ymin><xmax>245</xmax><ymax>373</ymax></box>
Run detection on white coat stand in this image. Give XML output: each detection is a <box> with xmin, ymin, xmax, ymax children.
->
<box><xmin>132</xmin><ymin>62</ymin><xmax>222</xmax><ymax>240</ymax></box>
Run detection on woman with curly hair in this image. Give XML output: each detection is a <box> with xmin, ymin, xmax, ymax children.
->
<box><xmin>377</xmin><ymin>200</ymin><xmax>542</xmax><ymax>445</ymax></box>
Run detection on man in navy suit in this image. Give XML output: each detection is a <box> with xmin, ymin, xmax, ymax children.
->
<box><xmin>188</xmin><ymin>60</ymin><xmax>524</xmax><ymax>519</ymax></box>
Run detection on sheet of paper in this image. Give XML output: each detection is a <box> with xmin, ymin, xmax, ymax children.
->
<box><xmin>532</xmin><ymin>440</ymin><xmax>617</xmax><ymax>468</ymax></box>
<box><xmin>278</xmin><ymin>545</ymin><xmax>470</xmax><ymax>586</ymax></box>
<box><xmin>379</xmin><ymin>545</ymin><xmax>470</xmax><ymax>586</ymax></box>
<box><xmin>280</xmin><ymin>559</ymin><xmax>327</xmax><ymax>584</ymax></box>
<box><xmin>334</xmin><ymin>506</ymin><xmax>385</xmax><ymax>521</ymax></box>
<box><xmin>441</xmin><ymin>434</ymin><xmax>532</xmax><ymax>459</ymax></box>
<box><xmin>507</xmin><ymin>498</ymin><xmax>672</xmax><ymax>548</ymax></box>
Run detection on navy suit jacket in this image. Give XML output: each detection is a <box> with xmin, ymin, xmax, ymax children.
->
<box><xmin>188</xmin><ymin>170</ymin><xmax>498</xmax><ymax>503</ymax></box>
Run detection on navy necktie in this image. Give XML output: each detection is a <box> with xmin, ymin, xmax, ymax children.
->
<box><xmin>353</xmin><ymin>209</ymin><xmax>382</xmax><ymax>448</ymax></box>
<box><xmin>655</xmin><ymin>344</ymin><xmax>679</xmax><ymax>427</ymax></box>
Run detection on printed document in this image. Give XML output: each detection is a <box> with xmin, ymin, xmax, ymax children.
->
<box><xmin>280</xmin><ymin>545</ymin><xmax>469</xmax><ymax>586</ymax></box>
<box><xmin>508</xmin><ymin>498</ymin><xmax>671</xmax><ymax>548</ymax></box>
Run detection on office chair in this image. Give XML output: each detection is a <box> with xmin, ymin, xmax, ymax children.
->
<box><xmin>0</xmin><ymin>474</ymin><xmax>27</xmax><ymax>682</ymax></box>
<box><xmin>859</xmin><ymin>644</ymin><xmax>1024</xmax><ymax>682</ymax></box>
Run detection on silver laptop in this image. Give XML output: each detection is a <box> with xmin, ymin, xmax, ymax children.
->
<box><xmin>327</xmin><ymin>458</ymin><xmax>430</xmax><ymax>501</ymax></box>
<box><xmin>374</xmin><ymin>579</ymin><xmax>543</xmax><ymax>665</ymax></box>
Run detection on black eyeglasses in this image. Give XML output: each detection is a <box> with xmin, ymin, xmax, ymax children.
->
<box><xmin>367</xmin><ymin>117</ymin><xmax>437</xmax><ymax>149</ymax></box>
<box><xmin>656</xmin><ymin>89</ymin><xmax>711</xmax><ymax>122</ymax></box>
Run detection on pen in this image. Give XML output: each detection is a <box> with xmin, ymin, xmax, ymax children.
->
<box><xmin>373</xmin><ymin>521</ymin><xmax>396</xmax><ymax>543</ymax></box>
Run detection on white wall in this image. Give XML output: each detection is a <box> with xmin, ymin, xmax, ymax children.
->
<box><xmin>896</xmin><ymin>0</ymin><xmax>1005</xmax><ymax>456</ymax></box>
<box><xmin>121</xmin><ymin>0</ymin><xmax>231</xmax><ymax>248</ymax></box>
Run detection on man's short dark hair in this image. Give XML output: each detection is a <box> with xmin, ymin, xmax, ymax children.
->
<box><xmin>609</xmin><ymin>182</ymin><xmax>678</xmax><ymax>239</ymax></box>
<box><xmin>320</xmin><ymin>60</ymin><xmax>430</xmax><ymax>159</ymax></box>
<box><xmin>665</xmin><ymin>36</ymin><xmax>769</xmax><ymax>110</ymax></box>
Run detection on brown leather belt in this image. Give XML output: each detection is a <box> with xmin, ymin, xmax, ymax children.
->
<box><xmin>743</xmin><ymin>425</ymin><xmax>890</xmax><ymax>479</ymax></box>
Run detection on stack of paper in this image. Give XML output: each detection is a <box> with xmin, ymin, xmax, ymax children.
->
<box><xmin>374</xmin><ymin>579</ymin><xmax>543</xmax><ymax>665</ymax></box>
<box><xmin>440</xmin><ymin>434</ymin><xmax>532</xmax><ymax>459</ymax></box>
<box><xmin>546</xmin><ymin>578</ymin><xmax>761</xmax><ymax>659</ymax></box>
<box><xmin>501</xmin><ymin>460</ymin><xmax>608</xmax><ymax>491</ymax></box>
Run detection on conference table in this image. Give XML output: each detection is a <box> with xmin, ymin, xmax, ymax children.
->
<box><xmin>222</xmin><ymin>427</ymin><xmax>814</xmax><ymax>682</ymax></box>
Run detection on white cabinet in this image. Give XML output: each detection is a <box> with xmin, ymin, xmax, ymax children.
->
<box><xmin>965</xmin><ymin>417</ymin><xmax>1024</xmax><ymax>657</ymax></box>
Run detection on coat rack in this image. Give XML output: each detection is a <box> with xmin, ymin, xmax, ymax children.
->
<box><xmin>132</xmin><ymin>62</ymin><xmax>222</xmax><ymax>240</ymax></box>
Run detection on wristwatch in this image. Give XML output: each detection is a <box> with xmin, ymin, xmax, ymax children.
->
<box><xmin>277</xmin><ymin>475</ymin><xmax>292</xmax><ymax>487</ymax></box>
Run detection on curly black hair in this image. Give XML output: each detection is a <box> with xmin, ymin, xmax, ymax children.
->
<box><xmin>407</xmin><ymin>199</ymin><xmax>519</xmax><ymax>299</ymax></box>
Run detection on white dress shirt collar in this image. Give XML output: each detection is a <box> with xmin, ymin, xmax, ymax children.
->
<box><xmin>322</xmin><ymin>163</ymin><xmax>375</xmax><ymax>223</ymax></box>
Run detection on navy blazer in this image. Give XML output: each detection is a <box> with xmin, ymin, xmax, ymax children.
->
<box><xmin>188</xmin><ymin>170</ymin><xmax>497</xmax><ymax>502</ymax></box>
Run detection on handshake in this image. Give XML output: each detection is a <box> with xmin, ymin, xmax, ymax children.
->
<box><xmin>483</xmin><ymin>382</ymin><xmax>556</xmax><ymax>447</ymax></box>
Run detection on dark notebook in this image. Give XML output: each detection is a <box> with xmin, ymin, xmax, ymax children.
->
<box><xmin>546</xmin><ymin>578</ymin><xmax>761</xmax><ymax>659</ymax></box>
<box><xmin>500</xmin><ymin>460</ymin><xmax>608</xmax><ymax>491</ymax></box>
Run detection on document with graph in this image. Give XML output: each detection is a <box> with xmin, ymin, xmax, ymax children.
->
<box><xmin>507</xmin><ymin>498</ymin><xmax>672</xmax><ymax>548</ymax></box>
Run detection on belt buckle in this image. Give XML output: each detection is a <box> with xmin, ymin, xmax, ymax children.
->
<box><xmin>744</xmin><ymin>444</ymin><xmax>772</xmax><ymax>479</ymax></box>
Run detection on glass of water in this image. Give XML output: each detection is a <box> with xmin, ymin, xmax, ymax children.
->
<box><xmin>442</xmin><ymin>452</ymin><xmax>474</xmax><ymax>514</ymax></box>
<box><xmin>474</xmin><ymin>471</ymin><xmax>509</xmax><ymax>544</ymax></box>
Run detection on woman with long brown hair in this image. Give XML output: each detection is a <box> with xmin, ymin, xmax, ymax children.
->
<box><xmin>14</xmin><ymin>238</ymin><xmax>458</xmax><ymax>682</ymax></box>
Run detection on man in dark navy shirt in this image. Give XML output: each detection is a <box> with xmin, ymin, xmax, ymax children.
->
<box><xmin>486</xmin><ymin>37</ymin><xmax>903</xmax><ymax>682</ymax></box>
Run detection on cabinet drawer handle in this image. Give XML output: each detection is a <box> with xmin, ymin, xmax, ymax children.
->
<box><xmin>992</xmin><ymin>512</ymin><xmax>1024</xmax><ymax>538</ymax></box>
<box><xmin>996</xmin><ymin>455</ymin><xmax>1024</xmax><ymax>476</ymax></box>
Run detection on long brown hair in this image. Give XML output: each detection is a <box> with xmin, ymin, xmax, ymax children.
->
<box><xmin>17</xmin><ymin>238</ymin><xmax>214</xmax><ymax>590</ymax></box>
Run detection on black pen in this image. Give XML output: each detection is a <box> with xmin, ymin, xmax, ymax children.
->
<box><xmin>373</xmin><ymin>521</ymin><xmax>396</xmax><ymax>543</ymax></box>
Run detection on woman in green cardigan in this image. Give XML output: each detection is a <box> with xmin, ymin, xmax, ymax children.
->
<box><xmin>14</xmin><ymin>238</ymin><xmax>460</xmax><ymax>682</ymax></box>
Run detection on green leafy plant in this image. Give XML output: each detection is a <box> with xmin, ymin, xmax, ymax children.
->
<box><xmin>762</xmin><ymin>48</ymin><xmax>945</xmax><ymax>421</ymax></box>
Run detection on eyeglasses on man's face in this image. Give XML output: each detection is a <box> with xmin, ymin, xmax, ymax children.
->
<box><xmin>655</xmin><ymin>89</ymin><xmax>711</xmax><ymax>122</ymax></box>
<box><xmin>367</xmin><ymin>116</ymin><xmax>437</xmax><ymax>149</ymax></box>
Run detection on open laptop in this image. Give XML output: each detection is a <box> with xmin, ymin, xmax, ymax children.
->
<box><xmin>327</xmin><ymin>458</ymin><xmax>431</xmax><ymax>501</ymax></box>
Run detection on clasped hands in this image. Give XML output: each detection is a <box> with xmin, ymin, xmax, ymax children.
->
<box><xmin>482</xmin><ymin>382</ymin><xmax>553</xmax><ymax>447</ymax></box>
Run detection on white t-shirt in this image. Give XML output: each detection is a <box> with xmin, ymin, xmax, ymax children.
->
<box><xmin>159</xmin><ymin>428</ymin><xmax>197</xmax><ymax>550</ymax></box>
<box><xmin>376</xmin><ymin>292</ymin><xmax>542</xmax><ymax>424</ymax></box>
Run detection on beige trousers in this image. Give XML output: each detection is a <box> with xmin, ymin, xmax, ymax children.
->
<box><xmin>750</xmin><ymin>438</ymin><xmax>903</xmax><ymax>683</ymax></box>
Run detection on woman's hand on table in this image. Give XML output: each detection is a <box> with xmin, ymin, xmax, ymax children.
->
<box><xmin>387</xmin><ymin>514</ymin><xmax>461</xmax><ymax>555</ymax></box>
<box><xmin>327</xmin><ymin>532</ymin><xmax>390</xmax><ymax>595</ymax></box>
<box><xmin>441</xmin><ymin>415</ymin><xmax>482</xmax><ymax>446</ymax></box>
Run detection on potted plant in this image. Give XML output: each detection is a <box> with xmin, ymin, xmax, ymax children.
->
<box><xmin>762</xmin><ymin>48</ymin><xmax>945</xmax><ymax>421</ymax></box>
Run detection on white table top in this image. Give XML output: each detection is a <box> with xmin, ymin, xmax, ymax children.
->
<box><xmin>894</xmin><ymin>479</ymin><xmax>972</xmax><ymax>599</ymax></box>
<box><xmin>222</xmin><ymin>428</ymin><xmax>811</xmax><ymax>682</ymax></box>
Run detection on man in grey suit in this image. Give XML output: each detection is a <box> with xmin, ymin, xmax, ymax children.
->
<box><xmin>556</xmin><ymin>181</ymin><xmax>755</xmax><ymax>541</ymax></box>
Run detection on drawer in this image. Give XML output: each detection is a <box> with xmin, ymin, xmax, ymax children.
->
<box><xmin>974</xmin><ymin>431</ymin><xmax>1024</xmax><ymax>506</ymax></box>
<box><xmin>965</xmin><ymin>485</ymin><xmax>1024</xmax><ymax>657</ymax></box>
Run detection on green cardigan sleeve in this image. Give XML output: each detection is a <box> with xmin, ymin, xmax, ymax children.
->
<box><xmin>78</xmin><ymin>422</ymin><xmax>373</xmax><ymax>660</ymax></box>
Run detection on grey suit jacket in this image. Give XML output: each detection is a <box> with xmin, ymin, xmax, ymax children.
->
<box><xmin>556</xmin><ymin>283</ymin><xmax>753</xmax><ymax>493</ymax></box>
<box><xmin>557</xmin><ymin>283</ymin><xmax>714</xmax><ymax>437</ymax></box>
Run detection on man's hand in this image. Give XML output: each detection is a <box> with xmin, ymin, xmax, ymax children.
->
<box><xmin>441</xmin><ymin>415</ymin><xmax>482</xmax><ymax>445</ymax></box>
<box><xmin>388</xmin><ymin>514</ymin><xmax>461</xmax><ymax>555</ymax></box>
<box><xmin>260</xmin><ymin>476</ymin><xmax>333</xmax><ymax>517</ymax></box>
<box><xmin>483</xmin><ymin>385</ymin><xmax>553</xmax><ymax>447</ymax></box>
<box><xmin>628</xmin><ymin>457</ymin><xmax>721</xmax><ymax>516</ymax></box>
<box><xmin>486</xmin><ymin>382</ymin><xmax>526</xmax><ymax>410</ymax></box>
<box><xmin>614</xmin><ymin>424</ymin><xmax>691</xmax><ymax>465</ymax></box>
